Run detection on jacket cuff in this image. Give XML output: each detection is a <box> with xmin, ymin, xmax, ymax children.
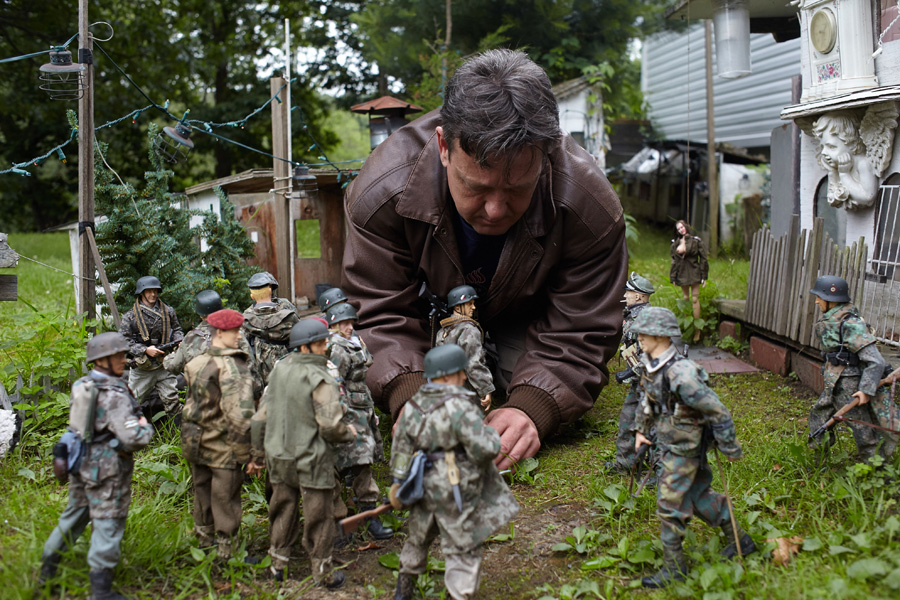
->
<box><xmin>505</xmin><ymin>385</ymin><xmax>560</xmax><ymax>440</ymax></box>
<box><xmin>385</xmin><ymin>372</ymin><xmax>426</xmax><ymax>420</ymax></box>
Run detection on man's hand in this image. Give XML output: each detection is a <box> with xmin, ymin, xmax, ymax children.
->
<box><xmin>852</xmin><ymin>391</ymin><xmax>870</xmax><ymax>406</ymax></box>
<box><xmin>347</xmin><ymin>424</ymin><xmax>358</xmax><ymax>437</ymax></box>
<box><xmin>481</xmin><ymin>393</ymin><xmax>492</xmax><ymax>412</ymax></box>
<box><xmin>145</xmin><ymin>346</ymin><xmax>164</xmax><ymax>358</ymax></box>
<box><xmin>484</xmin><ymin>407</ymin><xmax>540</xmax><ymax>471</ymax></box>
<box><xmin>246</xmin><ymin>461</ymin><xmax>265</xmax><ymax>478</ymax></box>
<box><xmin>392</xmin><ymin>405</ymin><xmax>405</xmax><ymax>437</ymax></box>
<box><xmin>635</xmin><ymin>431</ymin><xmax>651</xmax><ymax>453</ymax></box>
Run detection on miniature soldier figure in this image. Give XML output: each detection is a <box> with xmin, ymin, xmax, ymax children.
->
<box><xmin>247</xmin><ymin>319</ymin><xmax>356</xmax><ymax>587</ymax></box>
<box><xmin>181</xmin><ymin>309</ymin><xmax>255</xmax><ymax>561</ymax></box>
<box><xmin>325</xmin><ymin>303</ymin><xmax>393</xmax><ymax>540</ymax></box>
<box><xmin>242</xmin><ymin>272</ymin><xmax>299</xmax><ymax>399</ymax></box>
<box><xmin>389</xmin><ymin>344</ymin><xmax>518</xmax><ymax>600</ymax></box>
<box><xmin>631</xmin><ymin>307</ymin><xmax>755</xmax><ymax>588</ymax></box>
<box><xmin>36</xmin><ymin>333</ymin><xmax>153</xmax><ymax>600</ymax></box>
<box><xmin>435</xmin><ymin>285</ymin><xmax>494</xmax><ymax>411</ymax></box>
<box><xmin>808</xmin><ymin>275</ymin><xmax>898</xmax><ymax>460</ymax></box>
<box><xmin>607</xmin><ymin>272</ymin><xmax>656</xmax><ymax>474</ymax></box>
<box><xmin>119</xmin><ymin>276</ymin><xmax>184</xmax><ymax>418</ymax></box>
<box><xmin>317</xmin><ymin>286</ymin><xmax>348</xmax><ymax>312</ymax></box>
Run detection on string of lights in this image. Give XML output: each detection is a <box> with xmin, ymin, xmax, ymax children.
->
<box><xmin>0</xmin><ymin>33</ymin><xmax>79</xmax><ymax>64</ymax></box>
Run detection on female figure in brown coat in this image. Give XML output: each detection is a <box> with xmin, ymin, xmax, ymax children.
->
<box><xmin>669</xmin><ymin>220</ymin><xmax>709</xmax><ymax>342</ymax></box>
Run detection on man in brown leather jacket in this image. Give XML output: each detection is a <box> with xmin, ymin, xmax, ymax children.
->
<box><xmin>342</xmin><ymin>49</ymin><xmax>627</xmax><ymax>470</ymax></box>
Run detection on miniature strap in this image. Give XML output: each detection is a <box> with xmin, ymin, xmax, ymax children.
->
<box><xmin>823</xmin><ymin>310</ymin><xmax>860</xmax><ymax>367</ymax></box>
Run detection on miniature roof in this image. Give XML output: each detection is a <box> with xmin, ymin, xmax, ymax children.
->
<box><xmin>350</xmin><ymin>96</ymin><xmax>423</xmax><ymax>115</ymax></box>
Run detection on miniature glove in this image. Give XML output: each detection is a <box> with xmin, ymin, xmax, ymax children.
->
<box><xmin>389</xmin><ymin>482</ymin><xmax>403</xmax><ymax>510</ymax></box>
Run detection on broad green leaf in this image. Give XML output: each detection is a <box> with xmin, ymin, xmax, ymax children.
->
<box><xmin>700</xmin><ymin>567</ymin><xmax>719</xmax><ymax>590</ymax></box>
<box><xmin>850</xmin><ymin>533</ymin><xmax>871</xmax><ymax>549</ymax></box>
<box><xmin>846</xmin><ymin>557</ymin><xmax>888</xmax><ymax>580</ymax></box>
<box><xmin>581</xmin><ymin>555</ymin><xmax>620</xmax><ymax>571</ymax></box>
<box><xmin>519</xmin><ymin>457</ymin><xmax>539</xmax><ymax>473</ymax></box>
<box><xmin>627</xmin><ymin>548</ymin><xmax>656</xmax><ymax>564</ymax></box>
<box><xmin>18</xmin><ymin>467</ymin><xmax>35</xmax><ymax>481</ymax></box>
<box><xmin>189</xmin><ymin>547</ymin><xmax>205</xmax><ymax>562</ymax></box>
<box><xmin>802</xmin><ymin>537</ymin><xmax>823</xmax><ymax>551</ymax></box>
<box><xmin>829</xmin><ymin>545</ymin><xmax>855</xmax><ymax>555</ymax></box>
<box><xmin>885</xmin><ymin>567</ymin><xmax>900</xmax><ymax>590</ymax></box>
<box><xmin>551</xmin><ymin>543</ymin><xmax>573</xmax><ymax>552</ymax></box>
<box><xmin>378</xmin><ymin>552</ymin><xmax>400</xmax><ymax>570</ymax></box>
<box><xmin>886</xmin><ymin>515</ymin><xmax>900</xmax><ymax>537</ymax></box>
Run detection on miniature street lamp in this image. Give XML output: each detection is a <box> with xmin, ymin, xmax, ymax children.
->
<box><xmin>291</xmin><ymin>164</ymin><xmax>318</xmax><ymax>202</ymax></box>
<box><xmin>713</xmin><ymin>0</ymin><xmax>751</xmax><ymax>79</ymax></box>
<box><xmin>350</xmin><ymin>96</ymin><xmax>423</xmax><ymax>150</ymax></box>
<box><xmin>156</xmin><ymin>117</ymin><xmax>194</xmax><ymax>164</ymax></box>
<box><xmin>38</xmin><ymin>48</ymin><xmax>88</xmax><ymax>101</ymax></box>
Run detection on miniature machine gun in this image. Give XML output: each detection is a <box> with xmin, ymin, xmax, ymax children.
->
<box><xmin>808</xmin><ymin>397</ymin><xmax>862</xmax><ymax>441</ymax></box>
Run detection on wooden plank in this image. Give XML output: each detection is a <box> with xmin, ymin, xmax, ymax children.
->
<box><xmin>799</xmin><ymin>218</ymin><xmax>824</xmax><ymax>345</ymax></box>
<box><xmin>0</xmin><ymin>274</ymin><xmax>17</xmax><ymax>301</ymax></box>
<box><xmin>746</xmin><ymin>228</ymin><xmax>763</xmax><ymax>325</ymax></box>
<box><xmin>788</xmin><ymin>227</ymin><xmax>809</xmax><ymax>341</ymax></box>
<box><xmin>773</xmin><ymin>235</ymin><xmax>787</xmax><ymax>334</ymax></box>
<box><xmin>760</xmin><ymin>231</ymin><xmax>775</xmax><ymax>331</ymax></box>
<box><xmin>750</xmin><ymin>229</ymin><xmax>768</xmax><ymax>326</ymax></box>
<box><xmin>777</xmin><ymin>216</ymin><xmax>801</xmax><ymax>336</ymax></box>
<box><xmin>85</xmin><ymin>228</ymin><xmax>121</xmax><ymax>328</ymax></box>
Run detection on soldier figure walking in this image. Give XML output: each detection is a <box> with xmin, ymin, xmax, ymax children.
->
<box><xmin>119</xmin><ymin>276</ymin><xmax>184</xmax><ymax>418</ymax></box>
<box><xmin>631</xmin><ymin>307</ymin><xmax>756</xmax><ymax>588</ymax></box>
<box><xmin>248</xmin><ymin>320</ymin><xmax>356</xmax><ymax>587</ymax></box>
<box><xmin>325</xmin><ymin>303</ymin><xmax>393</xmax><ymax>540</ymax></box>
<box><xmin>434</xmin><ymin>285</ymin><xmax>494</xmax><ymax>411</ymax></box>
<box><xmin>808</xmin><ymin>275</ymin><xmax>898</xmax><ymax>460</ymax></box>
<box><xmin>242</xmin><ymin>272</ymin><xmax>299</xmax><ymax>399</ymax></box>
<box><xmin>36</xmin><ymin>333</ymin><xmax>153</xmax><ymax>600</ymax></box>
<box><xmin>181</xmin><ymin>309</ymin><xmax>255</xmax><ymax>561</ymax></box>
<box><xmin>389</xmin><ymin>344</ymin><xmax>518</xmax><ymax>600</ymax></box>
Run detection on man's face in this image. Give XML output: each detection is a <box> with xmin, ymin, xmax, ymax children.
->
<box><xmin>436</xmin><ymin>127</ymin><xmax>542</xmax><ymax>236</ymax></box>
<box><xmin>336</xmin><ymin>320</ymin><xmax>354</xmax><ymax>338</ymax></box>
<box><xmin>637</xmin><ymin>334</ymin><xmax>670</xmax><ymax>358</ymax></box>
<box><xmin>814</xmin><ymin>296</ymin><xmax>828</xmax><ymax>313</ymax></box>
<box><xmin>216</xmin><ymin>327</ymin><xmax>242</xmax><ymax>349</ymax></box>
<box><xmin>310</xmin><ymin>338</ymin><xmax>328</xmax><ymax>356</ymax></box>
<box><xmin>141</xmin><ymin>288</ymin><xmax>160</xmax><ymax>306</ymax></box>
<box><xmin>98</xmin><ymin>351</ymin><xmax>127</xmax><ymax>377</ymax></box>
<box><xmin>623</xmin><ymin>290</ymin><xmax>645</xmax><ymax>307</ymax></box>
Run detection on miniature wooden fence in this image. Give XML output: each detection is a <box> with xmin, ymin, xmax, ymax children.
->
<box><xmin>745</xmin><ymin>216</ymin><xmax>867</xmax><ymax>351</ymax></box>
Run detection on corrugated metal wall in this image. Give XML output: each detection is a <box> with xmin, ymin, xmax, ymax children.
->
<box><xmin>642</xmin><ymin>24</ymin><xmax>800</xmax><ymax>149</ymax></box>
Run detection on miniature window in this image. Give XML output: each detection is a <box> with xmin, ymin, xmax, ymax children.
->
<box><xmin>814</xmin><ymin>176</ymin><xmax>844</xmax><ymax>247</ymax></box>
<box><xmin>872</xmin><ymin>173</ymin><xmax>900</xmax><ymax>279</ymax></box>
<box><xmin>295</xmin><ymin>219</ymin><xmax>321</xmax><ymax>259</ymax></box>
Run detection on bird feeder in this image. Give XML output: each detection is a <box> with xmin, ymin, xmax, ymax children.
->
<box><xmin>713</xmin><ymin>0</ymin><xmax>751</xmax><ymax>79</ymax></box>
<box><xmin>350</xmin><ymin>96</ymin><xmax>423</xmax><ymax>150</ymax></box>
<box><xmin>291</xmin><ymin>165</ymin><xmax>318</xmax><ymax>202</ymax></box>
<box><xmin>38</xmin><ymin>49</ymin><xmax>87</xmax><ymax>101</ymax></box>
<box><xmin>156</xmin><ymin>121</ymin><xmax>194</xmax><ymax>164</ymax></box>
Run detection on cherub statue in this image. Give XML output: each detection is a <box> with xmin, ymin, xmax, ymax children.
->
<box><xmin>804</xmin><ymin>103</ymin><xmax>898</xmax><ymax>210</ymax></box>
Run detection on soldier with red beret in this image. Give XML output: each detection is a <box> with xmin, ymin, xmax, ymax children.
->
<box><xmin>182</xmin><ymin>309</ymin><xmax>256</xmax><ymax>560</ymax></box>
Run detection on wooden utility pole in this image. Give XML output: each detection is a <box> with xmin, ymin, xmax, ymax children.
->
<box><xmin>704</xmin><ymin>20</ymin><xmax>719</xmax><ymax>258</ymax></box>
<box><xmin>271</xmin><ymin>75</ymin><xmax>292</xmax><ymax>296</ymax></box>
<box><xmin>78</xmin><ymin>0</ymin><xmax>96</xmax><ymax>318</ymax></box>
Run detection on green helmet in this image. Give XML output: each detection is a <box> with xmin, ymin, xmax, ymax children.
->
<box><xmin>247</xmin><ymin>271</ymin><xmax>278</xmax><ymax>289</ymax></box>
<box><xmin>424</xmin><ymin>344</ymin><xmax>469</xmax><ymax>379</ymax></box>
<box><xmin>288</xmin><ymin>319</ymin><xmax>330</xmax><ymax>349</ymax></box>
<box><xmin>326</xmin><ymin>303</ymin><xmax>358</xmax><ymax>325</ymax></box>
<box><xmin>318</xmin><ymin>287</ymin><xmax>348</xmax><ymax>310</ymax></box>
<box><xmin>447</xmin><ymin>285</ymin><xmax>478</xmax><ymax>309</ymax></box>
<box><xmin>135</xmin><ymin>276</ymin><xmax>162</xmax><ymax>295</ymax></box>
<box><xmin>810</xmin><ymin>275</ymin><xmax>851</xmax><ymax>303</ymax></box>
<box><xmin>86</xmin><ymin>332</ymin><xmax>130</xmax><ymax>363</ymax></box>
<box><xmin>628</xmin><ymin>307</ymin><xmax>681</xmax><ymax>337</ymax></box>
<box><xmin>625</xmin><ymin>272</ymin><xmax>655</xmax><ymax>295</ymax></box>
<box><xmin>194</xmin><ymin>290</ymin><xmax>223</xmax><ymax>317</ymax></box>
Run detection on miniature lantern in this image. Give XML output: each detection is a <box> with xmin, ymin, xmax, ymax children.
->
<box><xmin>712</xmin><ymin>0</ymin><xmax>751</xmax><ymax>79</ymax></box>
<box><xmin>350</xmin><ymin>96</ymin><xmax>423</xmax><ymax>150</ymax></box>
<box><xmin>38</xmin><ymin>49</ymin><xmax>88</xmax><ymax>101</ymax></box>
<box><xmin>291</xmin><ymin>165</ymin><xmax>318</xmax><ymax>202</ymax></box>
<box><xmin>156</xmin><ymin>121</ymin><xmax>194</xmax><ymax>164</ymax></box>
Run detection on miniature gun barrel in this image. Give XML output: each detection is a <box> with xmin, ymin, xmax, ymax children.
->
<box><xmin>808</xmin><ymin>396</ymin><xmax>862</xmax><ymax>441</ymax></box>
<box><xmin>339</xmin><ymin>503</ymin><xmax>393</xmax><ymax>536</ymax></box>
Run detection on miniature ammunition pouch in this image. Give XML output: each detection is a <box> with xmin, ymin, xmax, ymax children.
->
<box><xmin>391</xmin><ymin>450</ymin><xmax>413</xmax><ymax>480</ymax></box>
<box><xmin>346</xmin><ymin>391</ymin><xmax>374</xmax><ymax>409</ymax></box>
<box><xmin>181</xmin><ymin>421</ymin><xmax>203</xmax><ymax>463</ymax></box>
<box><xmin>824</xmin><ymin>350</ymin><xmax>859</xmax><ymax>367</ymax></box>
<box><xmin>52</xmin><ymin>430</ymin><xmax>85</xmax><ymax>483</ymax></box>
<box><xmin>424</xmin><ymin>448</ymin><xmax>466</xmax><ymax>466</ymax></box>
<box><xmin>395</xmin><ymin>450</ymin><xmax>427</xmax><ymax>506</ymax></box>
<box><xmin>615</xmin><ymin>367</ymin><xmax>635</xmax><ymax>385</ymax></box>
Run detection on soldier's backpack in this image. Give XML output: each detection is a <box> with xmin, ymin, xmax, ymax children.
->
<box><xmin>395</xmin><ymin>450</ymin><xmax>427</xmax><ymax>506</ymax></box>
<box><xmin>52</xmin><ymin>378</ymin><xmax>99</xmax><ymax>483</ymax></box>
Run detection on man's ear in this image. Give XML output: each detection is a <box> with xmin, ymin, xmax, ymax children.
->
<box><xmin>436</xmin><ymin>126</ymin><xmax>451</xmax><ymax>168</ymax></box>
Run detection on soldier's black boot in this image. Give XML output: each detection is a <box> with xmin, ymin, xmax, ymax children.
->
<box><xmin>33</xmin><ymin>554</ymin><xmax>61</xmax><ymax>598</ymax></box>
<box><xmin>89</xmin><ymin>569</ymin><xmax>130</xmax><ymax>600</ymax></box>
<box><xmin>642</xmin><ymin>542</ymin><xmax>687</xmax><ymax>589</ymax></box>
<box><xmin>394</xmin><ymin>573</ymin><xmax>416</xmax><ymax>600</ymax></box>
<box><xmin>721</xmin><ymin>523</ymin><xmax>757</xmax><ymax>559</ymax></box>
<box><xmin>360</xmin><ymin>503</ymin><xmax>394</xmax><ymax>539</ymax></box>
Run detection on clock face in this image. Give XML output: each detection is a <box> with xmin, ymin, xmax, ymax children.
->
<box><xmin>810</xmin><ymin>8</ymin><xmax>837</xmax><ymax>54</ymax></box>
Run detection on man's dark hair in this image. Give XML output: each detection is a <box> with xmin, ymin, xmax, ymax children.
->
<box><xmin>441</xmin><ymin>49</ymin><xmax>561</xmax><ymax>168</ymax></box>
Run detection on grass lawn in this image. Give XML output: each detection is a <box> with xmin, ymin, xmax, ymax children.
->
<box><xmin>2</xmin><ymin>230</ymin><xmax>899</xmax><ymax>599</ymax></box>
<box><xmin>0</xmin><ymin>232</ymin><xmax>77</xmax><ymax>322</ymax></box>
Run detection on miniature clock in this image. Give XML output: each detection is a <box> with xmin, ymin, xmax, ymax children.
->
<box><xmin>809</xmin><ymin>8</ymin><xmax>836</xmax><ymax>55</ymax></box>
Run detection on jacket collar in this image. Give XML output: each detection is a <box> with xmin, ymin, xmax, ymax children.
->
<box><xmin>642</xmin><ymin>344</ymin><xmax>678</xmax><ymax>374</ymax></box>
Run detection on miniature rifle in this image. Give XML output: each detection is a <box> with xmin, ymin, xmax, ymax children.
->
<box><xmin>155</xmin><ymin>340</ymin><xmax>181</xmax><ymax>354</ymax></box>
<box><xmin>879</xmin><ymin>365</ymin><xmax>900</xmax><ymax>388</ymax></box>
<box><xmin>808</xmin><ymin>397</ymin><xmax>861</xmax><ymax>441</ymax></box>
<box><xmin>418</xmin><ymin>282</ymin><xmax>452</xmax><ymax>323</ymax></box>
<box><xmin>339</xmin><ymin>503</ymin><xmax>393</xmax><ymax>536</ymax></box>
<box><xmin>629</xmin><ymin>441</ymin><xmax>656</xmax><ymax>498</ymax></box>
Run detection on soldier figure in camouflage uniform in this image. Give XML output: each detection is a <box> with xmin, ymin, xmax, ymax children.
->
<box><xmin>435</xmin><ymin>285</ymin><xmax>494</xmax><ymax>411</ymax></box>
<box><xmin>389</xmin><ymin>344</ymin><xmax>518</xmax><ymax>600</ymax></box>
<box><xmin>247</xmin><ymin>319</ymin><xmax>356</xmax><ymax>588</ymax></box>
<box><xmin>607</xmin><ymin>272</ymin><xmax>656</xmax><ymax>474</ymax></box>
<box><xmin>36</xmin><ymin>333</ymin><xmax>153</xmax><ymax>600</ymax></box>
<box><xmin>242</xmin><ymin>272</ymin><xmax>299</xmax><ymax>400</ymax></box>
<box><xmin>325</xmin><ymin>303</ymin><xmax>394</xmax><ymax>540</ymax></box>
<box><xmin>181</xmin><ymin>309</ymin><xmax>255</xmax><ymax>561</ymax></box>
<box><xmin>808</xmin><ymin>275</ymin><xmax>898</xmax><ymax>460</ymax></box>
<box><xmin>631</xmin><ymin>307</ymin><xmax>756</xmax><ymax>588</ymax></box>
<box><xmin>318</xmin><ymin>287</ymin><xmax>348</xmax><ymax>312</ymax></box>
<box><xmin>119</xmin><ymin>276</ymin><xmax>184</xmax><ymax>418</ymax></box>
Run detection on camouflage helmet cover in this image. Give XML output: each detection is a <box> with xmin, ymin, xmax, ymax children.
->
<box><xmin>247</xmin><ymin>271</ymin><xmax>278</xmax><ymax>289</ymax></box>
<box><xmin>86</xmin><ymin>332</ymin><xmax>130</xmax><ymax>363</ymax></box>
<box><xmin>194</xmin><ymin>289</ymin><xmax>223</xmax><ymax>316</ymax></box>
<box><xmin>447</xmin><ymin>285</ymin><xmax>479</xmax><ymax>309</ymax></box>
<box><xmin>134</xmin><ymin>276</ymin><xmax>162</xmax><ymax>295</ymax></box>
<box><xmin>624</xmin><ymin>272</ymin><xmax>655</xmax><ymax>295</ymax></box>
<box><xmin>288</xmin><ymin>319</ymin><xmax>330</xmax><ymax>349</ymax></box>
<box><xmin>628</xmin><ymin>306</ymin><xmax>682</xmax><ymax>337</ymax></box>
<box><xmin>810</xmin><ymin>275</ymin><xmax>851</xmax><ymax>303</ymax></box>
<box><xmin>326</xmin><ymin>302</ymin><xmax>358</xmax><ymax>325</ymax></box>
<box><xmin>318</xmin><ymin>287</ymin><xmax>348</xmax><ymax>310</ymax></box>
<box><xmin>424</xmin><ymin>344</ymin><xmax>469</xmax><ymax>379</ymax></box>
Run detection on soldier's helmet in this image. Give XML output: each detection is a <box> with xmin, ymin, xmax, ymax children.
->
<box><xmin>628</xmin><ymin>306</ymin><xmax>682</xmax><ymax>337</ymax></box>
<box><xmin>135</xmin><ymin>276</ymin><xmax>162</xmax><ymax>295</ymax></box>
<box><xmin>810</xmin><ymin>275</ymin><xmax>851</xmax><ymax>303</ymax></box>
<box><xmin>326</xmin><ymin>303</ymin><xmax>358</xmax><ymax>325</ymax></box>
<box><xmin>288</xmin><ymin>319</ymin><xmax>330</xmax><ymax>349</ymax></box>
<box><xmin>86</xmin><ymin>332</ymin><xmax>130</xmax><ymax>363</ymax></box>
<box><xmin>194</xmin><ymin>290</ymin><xmax>223</xmax><ymax>317</ymax></box>
<box><xmin>318</xmin><ymin>287</ymin><xmax>348</xmax><ymax>311</ymax></box>
<box><xmin>625</xmin><ymin>272</ymin><xmax>655</xmax><ymax>295</ymax></box>
<box><xmin>424</xmin><ymin>344</ymin><xmax>469</xmax><ymax>379</ymax></box>
<box><xmin>247</xmin><ymin>271</ymin><xmax>279</xmax><ymax>289</ymax></box>
<box><xmin>447</xmin><ymin>285</ymin><xmax>478</xmax><ymax>308</ymax></box>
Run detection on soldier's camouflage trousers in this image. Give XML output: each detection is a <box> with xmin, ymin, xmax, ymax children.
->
<box><xmin>656</xmin><ymin>450</ymin><xmax>731</xmax><ymax>547</ymax></box>
<box><xmin>341</xmin><ymin>464</ymin><xmax>380</xmax><ymax>505</ymax></box>
<box><xmin>129</xmin><ymin>367</ymin><xmax>181</xmax><ymax>417</ymax></box>
<box><xmin>399</xmin><ymin>517</ymin><xmax>483</xmax><ymax>600</ymax></box>
<box><xmin>335</xmin><ymin>405</ymin><xmax>381</xmax><ymax>471</ymax></box>
<box><xmin>268</xmin><ymin>476</ymin><xmax>346</xmax><ymax>570</ymax></box>
<box><xmin>614</xmin><ymin>386</ymin><xmax>657</xmax><ymax>472</ymax></box>
<box><xmin>191</xmin><ymin>464</ymin><xmax>242</xmax><ymax>558</ymax></box>
<box><xmin>41</xmin><ymin>492</ymin><xmax>127</xmax><ymax>571</ymax></box>
<box><xmin>809</xmin><ymin>375</ymin><xmax>882</xmax><ymax>460</ymax></box>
